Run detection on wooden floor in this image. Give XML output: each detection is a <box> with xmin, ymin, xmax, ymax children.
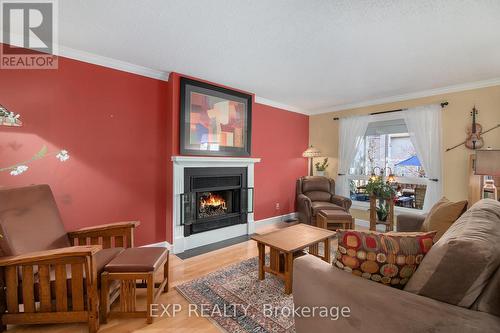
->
<box><xmin>6</xmin><ymin>222</ymin><xmax>295</xmax><ymax>333</ymax></box>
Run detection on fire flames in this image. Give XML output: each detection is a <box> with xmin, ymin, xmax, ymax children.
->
<box><xmin>200</xmin><ymin>193</ymin><xmax>227</xmax><ymax>210</ymax></box>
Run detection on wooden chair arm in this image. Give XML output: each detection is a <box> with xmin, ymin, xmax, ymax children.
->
<box><xmin>68</xmin><ymin>221</ymin><xmax>140</xmax><ymax>237</ymax></box>
<box><xmin>68</xmin><ymin>221</ymin><xmax>140</xmax><ymax>248</ymax></box>
<box><xmin>0</xmin><ymin>245</ymin><xmax>102</xmax><ymax>266</ymax></box>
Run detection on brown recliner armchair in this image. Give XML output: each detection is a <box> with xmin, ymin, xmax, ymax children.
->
<box><xmin>0</xmin><ymin>184</ymin><xmax>139</xmax><ymax>332</ymax></box>
<box><xmin>296</xmin><ymin>176</ymin><xmax>352</xmax><ymax>225</ymax></box>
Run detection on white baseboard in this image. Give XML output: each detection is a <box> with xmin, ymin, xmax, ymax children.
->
<box><xmin>141</xmin><ymin>241</ymin><xmax>171</xmax><ymax>249</ymax></box>
<box><xmin>168</xmin><ymin>212</ymin><xmax>298</xmax><ymax>254</ymax></box>
<box><xmin>254</xmin><ymin>212</ymin><xmax>298</xmax><ymax>231</ymax></box>
<box><xmin>145</xmin><ymin>215</ymin><xmax>378</xmax><ymax>252</ymax></box>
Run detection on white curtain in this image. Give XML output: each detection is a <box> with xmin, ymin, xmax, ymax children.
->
<box><xmin>403</xmin><ymin>105</ymin><xmax>443</xmax><ymax>212</ymax></box>
<box><xmin>336</xmin><ymin>115</ymin><xmax>370</xmax><ymax>197</ymax></box>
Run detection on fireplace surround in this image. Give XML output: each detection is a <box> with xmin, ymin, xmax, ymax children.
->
<box><xmin>172</xmin><ymin>156</ymin><xmax>260</xmax><ymax>254</ymax></box>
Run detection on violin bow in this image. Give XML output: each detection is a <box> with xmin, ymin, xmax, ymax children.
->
<box><xmin>446</xmin><ymin>123</ymin><xmax>500</xmax><ymax>152</ymax></box>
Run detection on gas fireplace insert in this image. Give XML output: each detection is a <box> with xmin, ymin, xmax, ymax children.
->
<box><xmin>181</xmin><ymin>167</ymin><xmax>253</xmax><ymax>236</ymax></box>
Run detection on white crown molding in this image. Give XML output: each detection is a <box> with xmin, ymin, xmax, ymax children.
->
<box><xmin>0</xmin><ymin>31</ymin><xmax>170</xmax><ymax>81</ymax></box>
<box><xmin>7</xmin><ymin>36</ymin><xmax>498</xmax><ymax>117</ymax></box>
<box><xmin>310</xmin><ymin>77</ymin><xmax>500</xmax><ymax>115</ymax></box>
<box><xmin>254</xmin><ymin>96</ymin><xmax>307</xmax><ymax>115</ymax></box>
<box><xmin>1</xmin><ymin>34</ymin><xmax>306</xmax><ymax>114</ymax></box>
<box><xmin>58</xmin><ymin>46</ymin><xmax>169</xmax><ymax>81</ymax></box>
<box><xmin>56</xmin><ymin>46</ymin><xmax>310</xmax><ymax>115</ymax></box>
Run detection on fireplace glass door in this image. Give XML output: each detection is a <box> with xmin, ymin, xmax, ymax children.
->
<box><xmin>180</xmin><ymin>187</ymin><xmax>253</xmax><ymax>229</ymax></box>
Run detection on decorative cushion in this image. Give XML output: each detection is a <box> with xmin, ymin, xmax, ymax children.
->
<box><xmin>405</xmin><ymin>199</ymin><xmax>500</xmax><ymax>308</ymax></box>
<box><xmin>333</xmin><ymin>229</ymin><xmax>436</xmax><ymax>288</ymax></box>
<box><xmin>420</xmin><ymin>197</ymin><xmax>468</xmax><ymax>241</ymax></box>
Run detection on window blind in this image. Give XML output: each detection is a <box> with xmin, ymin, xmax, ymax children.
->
<box><xmin>365</xmin><ymin>118</ymin><xmax>408</xmax><ymax>136</ymax></box>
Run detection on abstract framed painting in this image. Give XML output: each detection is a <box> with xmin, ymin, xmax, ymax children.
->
<box><xmin>179</xmin><ymin>77</ymin><xmax>252</xmax><ymax>157</ymax></box>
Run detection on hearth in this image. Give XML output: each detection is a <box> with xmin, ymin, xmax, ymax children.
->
<box><xmin>181</xmin><ymin>167</ymin><xmax>252</xmax><ymax>237</ymax></box>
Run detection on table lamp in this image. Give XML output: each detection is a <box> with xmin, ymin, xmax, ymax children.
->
<box><xmin>302</xmin><ymin>145</ymin><xmax>321</xmax><ymax>176</ymax></box>
<box><xmin>475</xmin><ymin>149</ymin><xmax>500</xmax><ymax>200</ymax></box>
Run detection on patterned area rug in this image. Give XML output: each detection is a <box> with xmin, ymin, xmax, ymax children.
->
<box><xmin>176</xmin><ymin>244</ymin><xmax>337</xmax><ymax>333</ymax></box>
<box><xmin>176</xmin><ymin>256</ymin><xmax>295</xmax><ymax>333</ymax></box>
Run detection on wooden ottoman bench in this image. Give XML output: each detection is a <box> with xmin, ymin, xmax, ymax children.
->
<box><xmin>101</xmin><ymin>247</ymin><xmax>169</xmax><ymax>324</ymax></box>
<box><xmin>316</xmin><ymin>209</ymin><xmax>355</xmax><ymax>231</ymax></box>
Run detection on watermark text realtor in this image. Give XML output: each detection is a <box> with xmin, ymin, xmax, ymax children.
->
<box><xmin>1</xmin><ymin>0</ymin><xmax>58</xmax><ymax>69</ymax></box>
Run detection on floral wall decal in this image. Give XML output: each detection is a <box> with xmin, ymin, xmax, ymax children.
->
<box><xmin>0</xmin><ymin>145</ymin><xmax>70</xmax><ymax>176</ymax></box>
<box><xmin>0</xmin><ymin>105</ymin><xmax>22</xmax><ymax>127</ymax></box>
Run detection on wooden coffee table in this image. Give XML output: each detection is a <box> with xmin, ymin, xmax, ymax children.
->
<box><xmin>251</xmin><ymin>224</ymin><xmax>336</xmax><ymax>294</ymax></box>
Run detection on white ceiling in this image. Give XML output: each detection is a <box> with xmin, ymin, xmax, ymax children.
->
<box><xmin>54</xmin><ymin>1</ymin><xmax>500</xmax><ymax>114</ymax></box>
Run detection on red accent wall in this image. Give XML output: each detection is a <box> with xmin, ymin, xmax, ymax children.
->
<box><xmin>0</xmin><ymin>53</ymin><xmax>169</xmax><ymax>246</ymax></box>
<box><xmin>252</xmin><ymin>103</ymin><xmax>309</xmax><ymax>220</ymax></box>
<box><xmin>0</xmin><ymin>56</ymin><xmax>308</xmax><ymax>246</ymax></box>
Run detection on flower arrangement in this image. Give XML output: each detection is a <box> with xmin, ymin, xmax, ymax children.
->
<box><xmin>315</xmin><ymin>158</ymin><xmax>329</xmax><ymax>172</ymax></box>
<box><xmin>365</xmin><ymin>175</ymin><xmax>396</xmax><ymax>222</ymax></box>
<box><xmin>0</xmin><ymin>146</ymin><xmax>70</xmax><ymax>176</ymax></box>
<box><xmin>365</xmin><ymin>175</ymin><xmax>396</xmax><ymax>199</ymax></box>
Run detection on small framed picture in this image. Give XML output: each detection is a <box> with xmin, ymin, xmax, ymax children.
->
<box><xmin>180</xmin><ymin>77</ymin><xmax>252</xmax><ymax>157</ymax></box>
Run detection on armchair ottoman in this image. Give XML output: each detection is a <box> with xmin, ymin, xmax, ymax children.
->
<box><xmin>101</xmin><ymin>247</ymin><xmax>169</xmax><ymax>324</ymax></box>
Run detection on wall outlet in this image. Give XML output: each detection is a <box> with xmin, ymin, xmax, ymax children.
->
<box><xmin>275</xmin><ymin>203</ymin><xmax>280</xmax><ymax>210</ymax></box>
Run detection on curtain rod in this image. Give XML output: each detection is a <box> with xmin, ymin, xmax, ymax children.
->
<box><xmin>332</xmin><ymin>102</ymin><xmax>448</xmax><ymax>120</ymax></box>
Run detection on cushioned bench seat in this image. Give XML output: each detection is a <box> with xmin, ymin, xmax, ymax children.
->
<box><xmin>104</xmin><ymin>247</ymin><xmax>169</xmax><ymax>273</ymax></box>
<box><xmin>101</xmin><ymin>247</ymin><xmax>170</xmax><ymax>324</ymax></box>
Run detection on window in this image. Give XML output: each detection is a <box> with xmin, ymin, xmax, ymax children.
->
<box><xmin>348</xmin><ymin>119</ymin><xmax>427</xmax><ymax>210</ymax></box>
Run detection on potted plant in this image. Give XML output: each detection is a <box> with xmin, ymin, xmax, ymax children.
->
<box><xmin>365</xmin><ymin>176</ymin><xmax>396</xmax><ymax>222</ymax></box>
<box><xmin>314</xmin><ymin>158</ymin><xmax>329</xmax><ymax>176</ymax></box>
<box><xmin>376</xmin><ymin>201</ymin><xmax>389</xmax><ymax>221</ymax></box>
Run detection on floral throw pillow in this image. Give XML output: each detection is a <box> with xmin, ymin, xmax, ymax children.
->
<box><xmin>332</xmin><ymin>230</ymin><xmax>436</xmax><ymax>288</ymax></box>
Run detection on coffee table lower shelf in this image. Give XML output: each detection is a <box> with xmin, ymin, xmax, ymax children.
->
<box><xmin>255</xmin><ymin>239</ymin><xmax>332</xmax><ymax>294</ymax></box>
<box><xmin>252</xmin><ymin>224</ymin><xmax>336</xmax><ymax>294</ymax></box>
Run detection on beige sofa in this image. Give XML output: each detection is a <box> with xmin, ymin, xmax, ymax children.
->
<box><xmin>293</xmin><ymin>199</ymin><xmax>500</xmax><ymax>332</ymax></box>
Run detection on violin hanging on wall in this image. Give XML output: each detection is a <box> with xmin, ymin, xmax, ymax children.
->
<box><xmin>465</xmin><ymin>106</ymin><xmax>484</xmax><ymax>150</ymax></box>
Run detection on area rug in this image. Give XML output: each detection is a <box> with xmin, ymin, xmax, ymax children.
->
<box><xmin>176</xmin><ymin>256</ymin><xmax>295</xmax><ymax>333</ymax></box>
<box><xmin>175</xmin><ymin>244</ymin><xmax>337</xmax><ymax>333</ymax></box>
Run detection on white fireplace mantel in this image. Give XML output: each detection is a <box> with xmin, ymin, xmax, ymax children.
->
<box><xmin>171</xmin><ymin>156</ymin><xmax>261</xmax><ymax>254</ymax></box>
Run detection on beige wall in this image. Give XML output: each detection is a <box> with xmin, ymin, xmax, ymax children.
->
<box><xmin>309</xmin><ymin>85</ymin><xmax>500</xmax><ymax>204</ymax></box>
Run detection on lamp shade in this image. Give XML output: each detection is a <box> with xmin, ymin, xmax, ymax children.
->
<box><xmin>475</xmin><ymin>150</ymin><xmax>500</xmax><ymax>176</ymax></box>
<box><xmin>302</xmin><ymin>145</ymin><xmax>321</xmax><ymax>158</ymax></box>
